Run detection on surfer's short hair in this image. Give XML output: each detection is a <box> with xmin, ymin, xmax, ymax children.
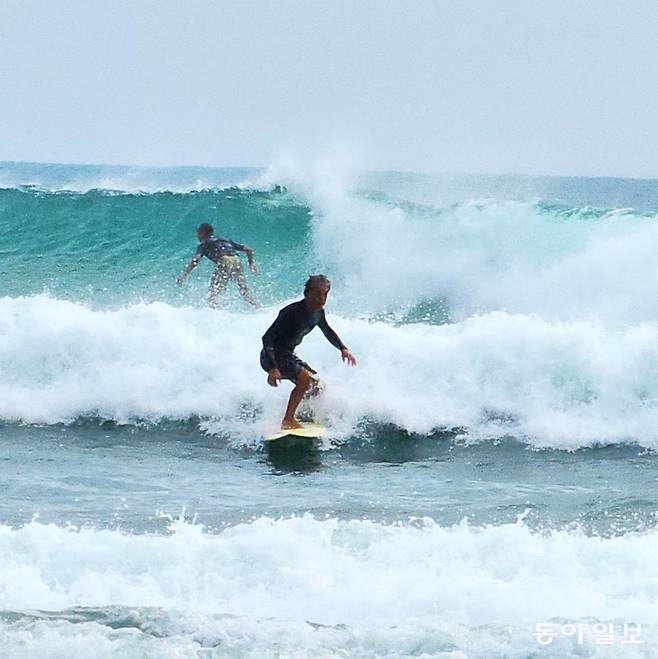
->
<box><xmin>304</xmin><ymin>274</ymin><xmax>331</xmax><ymax>295</ymax></box>
<box><xmin>198</xmin><ymin>223</ymin><xmax>214</xmax><ymax>236</ymax></box>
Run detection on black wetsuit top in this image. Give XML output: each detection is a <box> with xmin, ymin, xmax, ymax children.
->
<box><xmin>261</xmin><ymin>300</ymin><xmax>347</xmax><ymax>370</ymax></box>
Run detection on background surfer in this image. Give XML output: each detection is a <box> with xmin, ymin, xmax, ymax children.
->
<box><xmin>261</xmin><ymin>275</ymin><xmax>357</xmax><ymax>429</ymax></box>
<box><xmin>177</xmin><ymin>222</ymin><xmax>259</xmax><ymax>307</ymax></box>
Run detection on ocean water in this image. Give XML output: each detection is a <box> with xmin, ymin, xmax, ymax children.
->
<box><xmin>1</xmin><ymin>160</ymin><xmax>658</xmax><ymax>657</ymax></box>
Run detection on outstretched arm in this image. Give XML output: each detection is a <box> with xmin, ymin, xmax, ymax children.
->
<box><xmin>319</xmin><ymin>313</ymin><xmax>357</xmax><ymax>366</ymax></box>
<box><xmin>237</xmin><ymin>243</ymin><xmax>259</xmax><ymax>274</ymax></box>
<box><xmin>177</xmin><ymin>256</ymin><xmax>201</xmax><ymax>286</ymax></box>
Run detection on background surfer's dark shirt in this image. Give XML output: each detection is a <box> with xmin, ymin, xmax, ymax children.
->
<box><xmin>261</xmin><ymin>300</ymin><xmax>347</xmax><ymax>370</ymax></box>
<box><xmin>195</xmin><ymin>236</ymin><xmax>245</xmax><ymax>262</ymax></box>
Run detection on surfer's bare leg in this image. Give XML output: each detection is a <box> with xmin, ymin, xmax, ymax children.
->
<box><xmin>282</xmin><ymin>368</ymin><xmax>315</xmax><ymax>429</ymax></box>
<box><xmin>303</xmin><ymin>378</ymin><xmax>323</xmax><ymax>399</ymax></box>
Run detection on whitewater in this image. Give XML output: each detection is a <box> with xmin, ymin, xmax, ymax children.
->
<box><xmin>1</xmin><ymin>160</ymin><xmax>658</xmax><ymax>657</ymax></box>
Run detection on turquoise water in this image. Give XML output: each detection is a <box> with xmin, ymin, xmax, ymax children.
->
<box><xmin>1</xmin><ymin>161</ymin><xmax>658</xmax><ymax>657</ymax></box>
<box><xmin>0</xmin><ymin>186</ymin><xmax>313</xmax><ymax>307</ymax></box>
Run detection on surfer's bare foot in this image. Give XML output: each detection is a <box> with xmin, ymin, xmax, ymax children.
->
<box><xmin>282</xmin><ymin>418</ymin><xmax>304</xmax><ymax>430</ymax></box>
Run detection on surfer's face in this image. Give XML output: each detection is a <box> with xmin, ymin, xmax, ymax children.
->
<box><xmin>197</xmin><ymin>228</ymin><xmax>209</xmax><ymax>241</ymax></box>
<box><xmin>305</xmin><ymin>283</ymin><xmax>330</xmax><ymax>310</ymax></box>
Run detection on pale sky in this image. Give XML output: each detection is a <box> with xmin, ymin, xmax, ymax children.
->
<box><xmin>1</xmin><ymin>0</ymin><xmax>657</xmax><ymax>177</ymax></box>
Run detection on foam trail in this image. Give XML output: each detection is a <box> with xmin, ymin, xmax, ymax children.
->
<box><xmin>4</xmin><ymin>296</ymin><xmax>658</xmax><ymax>447</ymax></box>
<box><xmin>0</xmin><ymin>517</ymin><xmax>655</xmax><ymax>658</ymax></box>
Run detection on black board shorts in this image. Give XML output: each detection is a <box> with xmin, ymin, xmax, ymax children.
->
<box><xmin>260</xmin><ymin>349</ymin><xmax>317</xmax><ymax>383</ymax></box>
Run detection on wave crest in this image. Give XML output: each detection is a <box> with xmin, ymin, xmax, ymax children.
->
<box><xmin>4</xmin><ymin>296</ymin><xmax>658</xmax><ymax>448</ymax></box>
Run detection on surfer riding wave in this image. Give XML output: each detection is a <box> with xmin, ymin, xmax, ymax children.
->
<box><xmin>260</xmin><ymin>275</ymin><xmax>357</xmax><ymax>429</ymax></box>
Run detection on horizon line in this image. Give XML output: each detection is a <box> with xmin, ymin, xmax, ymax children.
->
<box><xmin>1</xmin><ymin>159</ymin><xmax>658</xmax><ymax>184</ymax></box>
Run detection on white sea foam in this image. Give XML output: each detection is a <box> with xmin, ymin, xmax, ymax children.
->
<box><xmin>255</xmin><ymin>153</ymin><xmax>658</xmax><ymax>324</ymax></box>
<box><xmin>0</xmin><ymin>516</ymin><xmax>655</xmax><ymax>658</ymax></box>
<box><xmin>3</xmin><ymin>296</ymin><xmax>658</xmax><ymax>447</ymax></box>
<box><xmin>305</xmin><ymin>187</ymin><xmax>658</xmax><ymax>325</ymax></box>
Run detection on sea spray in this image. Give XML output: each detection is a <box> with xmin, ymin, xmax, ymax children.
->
<box><xmin>4</xmin><ymin>296</ymin><xmax>658</xmax><ymax>447</ymax></box>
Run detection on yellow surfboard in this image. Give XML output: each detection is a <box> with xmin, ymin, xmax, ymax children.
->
<box><xmin>264</xmin><ymin>422</ymin><xmax>327</xmax><ymax>442</ymax></box>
